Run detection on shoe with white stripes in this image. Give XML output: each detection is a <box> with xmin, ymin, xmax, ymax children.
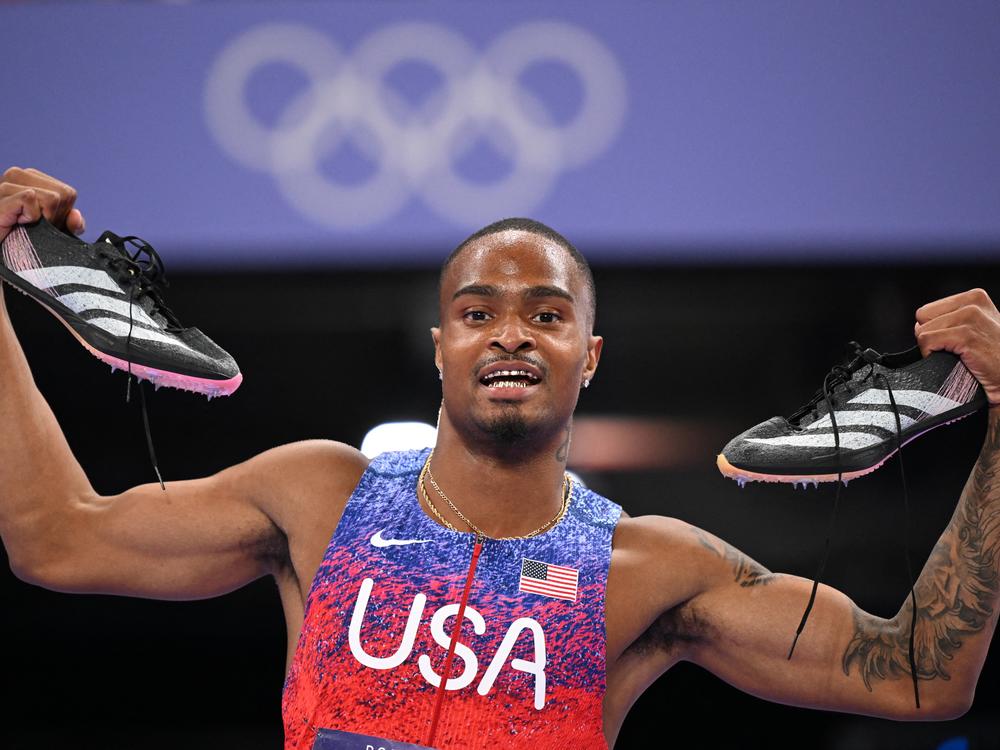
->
<box><xmin>0</xmin><ymin>218</ymin><xmax>241</xmax><ymax>397</ymax></box>
<box><xmin>717</xmin><ymin>342</ymin><xmax>986</xmax><ymax>485</ymax></box>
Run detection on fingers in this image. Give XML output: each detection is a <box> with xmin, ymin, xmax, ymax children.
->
<box><xmin>66</xmin><ymin>207</ymin><xmax>85</xmax><ymax>235</ymax></box>
<box><xmin>0</xmin><ymin>166</ymin><xmax>83</xmax><ymax>234</ymax></box>
<box><xmin>916</xmin><ymin>288</ymin><xmax>997</xmax><ymax>324</ymax></box>
<box><xmin>0</xmin><ymin>181</ymin><xmax>61</xmax><ymax>218</ymax></box>
<box><xmin>916</xmin><ymin>304</ymin><xmax>991</xmax><ymax>333</ymax></box>
<box><xmin>915</xmin><ymin>324</ymin><xmax>978</xmax><ymax>358</ymax></box>
<box><xmin>915</xmin><ymin>304</ymin><xmax>1000</xmax><ymax>354</ymax></box>
<box><xmin>0</xmin><ymin>188</ymin><xmax>44</xmax><ymax>244</ymax></box>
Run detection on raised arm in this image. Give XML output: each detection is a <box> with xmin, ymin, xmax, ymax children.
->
<box><xmin>666</xmin><ymin>405</ymin><xmax>998</xmax><ymax>721</ymax></box>
<box><xmin>636</xmin><ymin>288</ymin><xmax>1000</xmax><ymax>722</ymax></box>
<box><xmin>0</xmin><ymin>168</ymin><xmax>367</xmax><ymax>599</ymax></box>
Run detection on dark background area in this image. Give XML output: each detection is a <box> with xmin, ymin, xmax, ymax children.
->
<box><xmin>2</xmin><ymin>261</ymin><xmax>998</xmax><ymax>748</ymax></box>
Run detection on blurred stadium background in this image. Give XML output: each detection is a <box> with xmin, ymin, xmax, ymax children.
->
<box><xmin>2</xmin><ymin>1</ymin><xmax>999</xmax><ymax>748</ymax></box>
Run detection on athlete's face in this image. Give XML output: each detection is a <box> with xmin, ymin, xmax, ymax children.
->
<box><xmin>432</xmin><ymin>231</ymin><xmax>602</xmax><ymax>447</ymax></box>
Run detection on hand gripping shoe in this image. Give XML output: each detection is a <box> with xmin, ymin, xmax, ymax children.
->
<box><xmin>717</xmin><ymin>342</ymin><xmax>986</xmax><ymax>485</ymax></box>
<box><xmin>0</xmin><ymin>218</ymin><xmax>241</xmax><ymax>397</ymax></box>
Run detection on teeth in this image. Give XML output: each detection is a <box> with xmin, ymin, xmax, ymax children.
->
<box><xmin>483</xmin><ymin>369</ymin><xmax>538</xmax><ymax>383</ymax></box>
<box><xmin>488</xmin><ymin>381</ymin><xmax>529</xmax><ymax>388</ymax></box>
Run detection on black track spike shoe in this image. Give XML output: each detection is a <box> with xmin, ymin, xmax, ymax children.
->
<box><xmin>717</xmin><ymin>343</ymin><xmax>986</xmax><ymax>486</ymax></box>
<box><xmin>0</xmin><ymin>218</ymin><xmax>241</xmax><ymax>398</ymax></box>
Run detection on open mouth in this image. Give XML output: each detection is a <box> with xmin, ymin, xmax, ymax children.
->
<box><xmin>479</xmin><ymin>369</ymin><xmax>541</xmax><ymax>389</ymax></box>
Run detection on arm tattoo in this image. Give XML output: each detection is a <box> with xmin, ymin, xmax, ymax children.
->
<box><xmin>843</xmin><ymin>416</ymin><xmax>1000</xmax><ymax>690</ymax></box>
<box><xmin>692</xmin><ymin>528</ymin><xmax>778</xmax><ymax>587</ymax></box>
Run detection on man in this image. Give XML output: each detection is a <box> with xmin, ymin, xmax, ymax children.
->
<box><xmin>1</xmin><ymin>167</ymin><xmax>999</xmax><ymax>748</ymax></box>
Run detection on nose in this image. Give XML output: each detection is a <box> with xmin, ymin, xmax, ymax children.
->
<box><xmin>489</xmin><ymin>315</ymin><xmax>536</xmax><ymax>354</ymax></box>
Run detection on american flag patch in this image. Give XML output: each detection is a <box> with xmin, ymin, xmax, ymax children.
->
<box><xmin>519</xmin><ymin>558</ymin><xmax>579</xmax><ymax>602</ymax></box>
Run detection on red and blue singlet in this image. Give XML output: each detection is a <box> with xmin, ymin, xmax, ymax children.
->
<box><xmin>282</xmin><ymin>449</ymin><xmax>622</xmax><ymax>749</ymax></box>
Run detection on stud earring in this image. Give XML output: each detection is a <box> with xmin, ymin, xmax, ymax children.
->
<box><xmin>582</xmin><ymin>378</ymin><xmax>590</xmax><ymax>389</ymax></box>
<box><xmin>438</xmin><ymin>370</ymin><xmax>443</xmax><ymax>381</ymax></box>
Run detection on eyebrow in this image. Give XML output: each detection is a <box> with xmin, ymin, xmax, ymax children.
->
<box><xmin>452</xmin><ymin>284</ymin><xmax>575</xmax><ymax>304</ymax></box>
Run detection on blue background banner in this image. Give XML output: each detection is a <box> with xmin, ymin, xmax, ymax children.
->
<box><xmin>3</xmin><ymin>1</ymin><xmax>999</xmax><ymax>266</ymax></box>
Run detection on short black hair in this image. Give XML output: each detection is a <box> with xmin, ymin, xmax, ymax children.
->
<box><xmin>439</xmin><ymin>217</ymin><xmax>597</xmax><ymax>327</ymax></box>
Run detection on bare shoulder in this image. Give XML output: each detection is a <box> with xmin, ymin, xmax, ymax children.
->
<box><xmin>229</xmin><ymin>439</ymin><xmax>370</xmax><ymax>532</ymax></box>
<box><xmin>611</xmin><ymin>515</ymin><xmax>715</xmax><ymax>595</ymax></box>
<box><xmin>611</xmin><ymin>513</ymin><xmax>777</xmax><ymax>594</ymax></box>
<box><xmin>607</xmin><ymin>514</ymin><xmax>779</xmax><ymax>657</ymax></box>
<box><xmin>226</xmin><ymin>439</ymin><xmax>370</xmax><ymax>597</ymax></box>
<box><xmin>606</xmin><ymin>515</ymin><xmax>715</xmax><ymax>657</ymax></box>
<box><xmin>612</xmin><ymin>513</ymin><xmax>714</xmax><ymax>566</ymax></box>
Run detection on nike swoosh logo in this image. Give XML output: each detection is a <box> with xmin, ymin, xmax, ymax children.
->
<box><xmin>370</xmin><ymin>530</ymin><xmax>433</xmax><ymax>548</ymax></box>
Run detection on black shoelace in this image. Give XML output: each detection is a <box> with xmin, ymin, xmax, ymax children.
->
<box><xmin>785</xmin><ymin>343</ymin><xmax>921</xmax><ymax>709</ymax></box>
<box><xmin>97</xmin><ymin>232</ymin><xmax>182</xmax><ymax>492</ymax></box>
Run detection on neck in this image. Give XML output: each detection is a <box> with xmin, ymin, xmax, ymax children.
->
<box><xmin>424</xmin><ymin>408</ymin><xmax>572</xmax><ymax>538</ymax></box>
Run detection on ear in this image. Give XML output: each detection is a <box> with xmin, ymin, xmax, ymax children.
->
<box><xmin>584</xmin><ymin>335</ymin><xmax>603</xmax><ymax>382</ymax></box>
<box><xmin>431</xmin><ymin>326</ymin><xmax>442</xmax><ymax>372</ymax></box>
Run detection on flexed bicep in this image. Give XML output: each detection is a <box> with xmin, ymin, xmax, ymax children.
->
<box><xmin>676</xmin><ymin>517</ymin><xmax>994</xmax><ymax>722</ymax></box>
<box><xmin>13</xmin><ymin>440</ymin><xmax>367</xmax><ymax>601</ymax></box>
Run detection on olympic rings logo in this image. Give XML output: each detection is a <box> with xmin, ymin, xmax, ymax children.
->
<box><xmin>203</xmin><ymin>21</ymin><xmax>627</xmax><ymax>229</ymax></box>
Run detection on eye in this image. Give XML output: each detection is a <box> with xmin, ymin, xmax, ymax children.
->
<box><xmin>533</xmin><ymin>311</ymin><xmax>561</xmax><ymax>324</ymax></box>
<box><xmin>464</xmin><ymin>310</ymin><xmax>491</xmax><ymax>322</ymax></box>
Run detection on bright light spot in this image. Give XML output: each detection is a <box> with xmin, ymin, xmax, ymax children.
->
<box><xmin>361</xmin><ymin>421</ymin><xmax>437</xmax><ymax>458</ymax></box>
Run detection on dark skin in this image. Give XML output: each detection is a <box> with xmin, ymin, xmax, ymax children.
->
<box><xmin>3</xmin><ymin>168</ymin><xmax>1000</xmax><ymax>746</ymax></box>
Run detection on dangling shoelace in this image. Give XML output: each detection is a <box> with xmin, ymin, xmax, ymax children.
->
<box><xmin>97</xmin><ymin>232</ymin><xmax>182</xmax><ymax>491</ymax></box>
<box><xmin>785</xmin><ymin>343</ymin><xmax>921</xmax><ymax>709</ymax></box>
<box><xmin>878</xmin><ymin>372</ymin><xmax>921</xmax><ymax>709</ymax></box>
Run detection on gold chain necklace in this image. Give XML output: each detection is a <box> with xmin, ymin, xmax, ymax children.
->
<box><xmin>417</xmin><ymin>450</ymin><xmax>572</xmax><ymax>540</ymax></box>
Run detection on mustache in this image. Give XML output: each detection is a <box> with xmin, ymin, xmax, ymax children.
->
<box><xmin>472</xmin><ymin>353</ymin><xmax>547</xmax><ymax>378</ymax></box>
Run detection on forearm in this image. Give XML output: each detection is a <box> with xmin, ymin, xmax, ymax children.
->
<box><xmin>843</xmin><ymin>409</ymin><xmax>1000</xmax><ymax>714</ymax></box>
<box><xmin>0</xmin><ymin>286</ymin><xmax>95</xmax><ymax>573</ymax></box>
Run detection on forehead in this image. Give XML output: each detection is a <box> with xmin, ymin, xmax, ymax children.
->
<box><xmin>442</xmin><ymin>230</ymin><xmax>580</xmax><ymax>296</ymax></box>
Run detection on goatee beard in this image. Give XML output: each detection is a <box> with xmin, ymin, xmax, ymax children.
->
<box><xmin>481</xmin><ymin>409</ymin><xmax>530</xmax><ymax>444</ymax></box>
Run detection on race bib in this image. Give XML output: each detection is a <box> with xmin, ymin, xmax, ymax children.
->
<box><xmin>311</xmin><ymin>728</ymin><xmax>435</xmax><ymax>750</ymax></box>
